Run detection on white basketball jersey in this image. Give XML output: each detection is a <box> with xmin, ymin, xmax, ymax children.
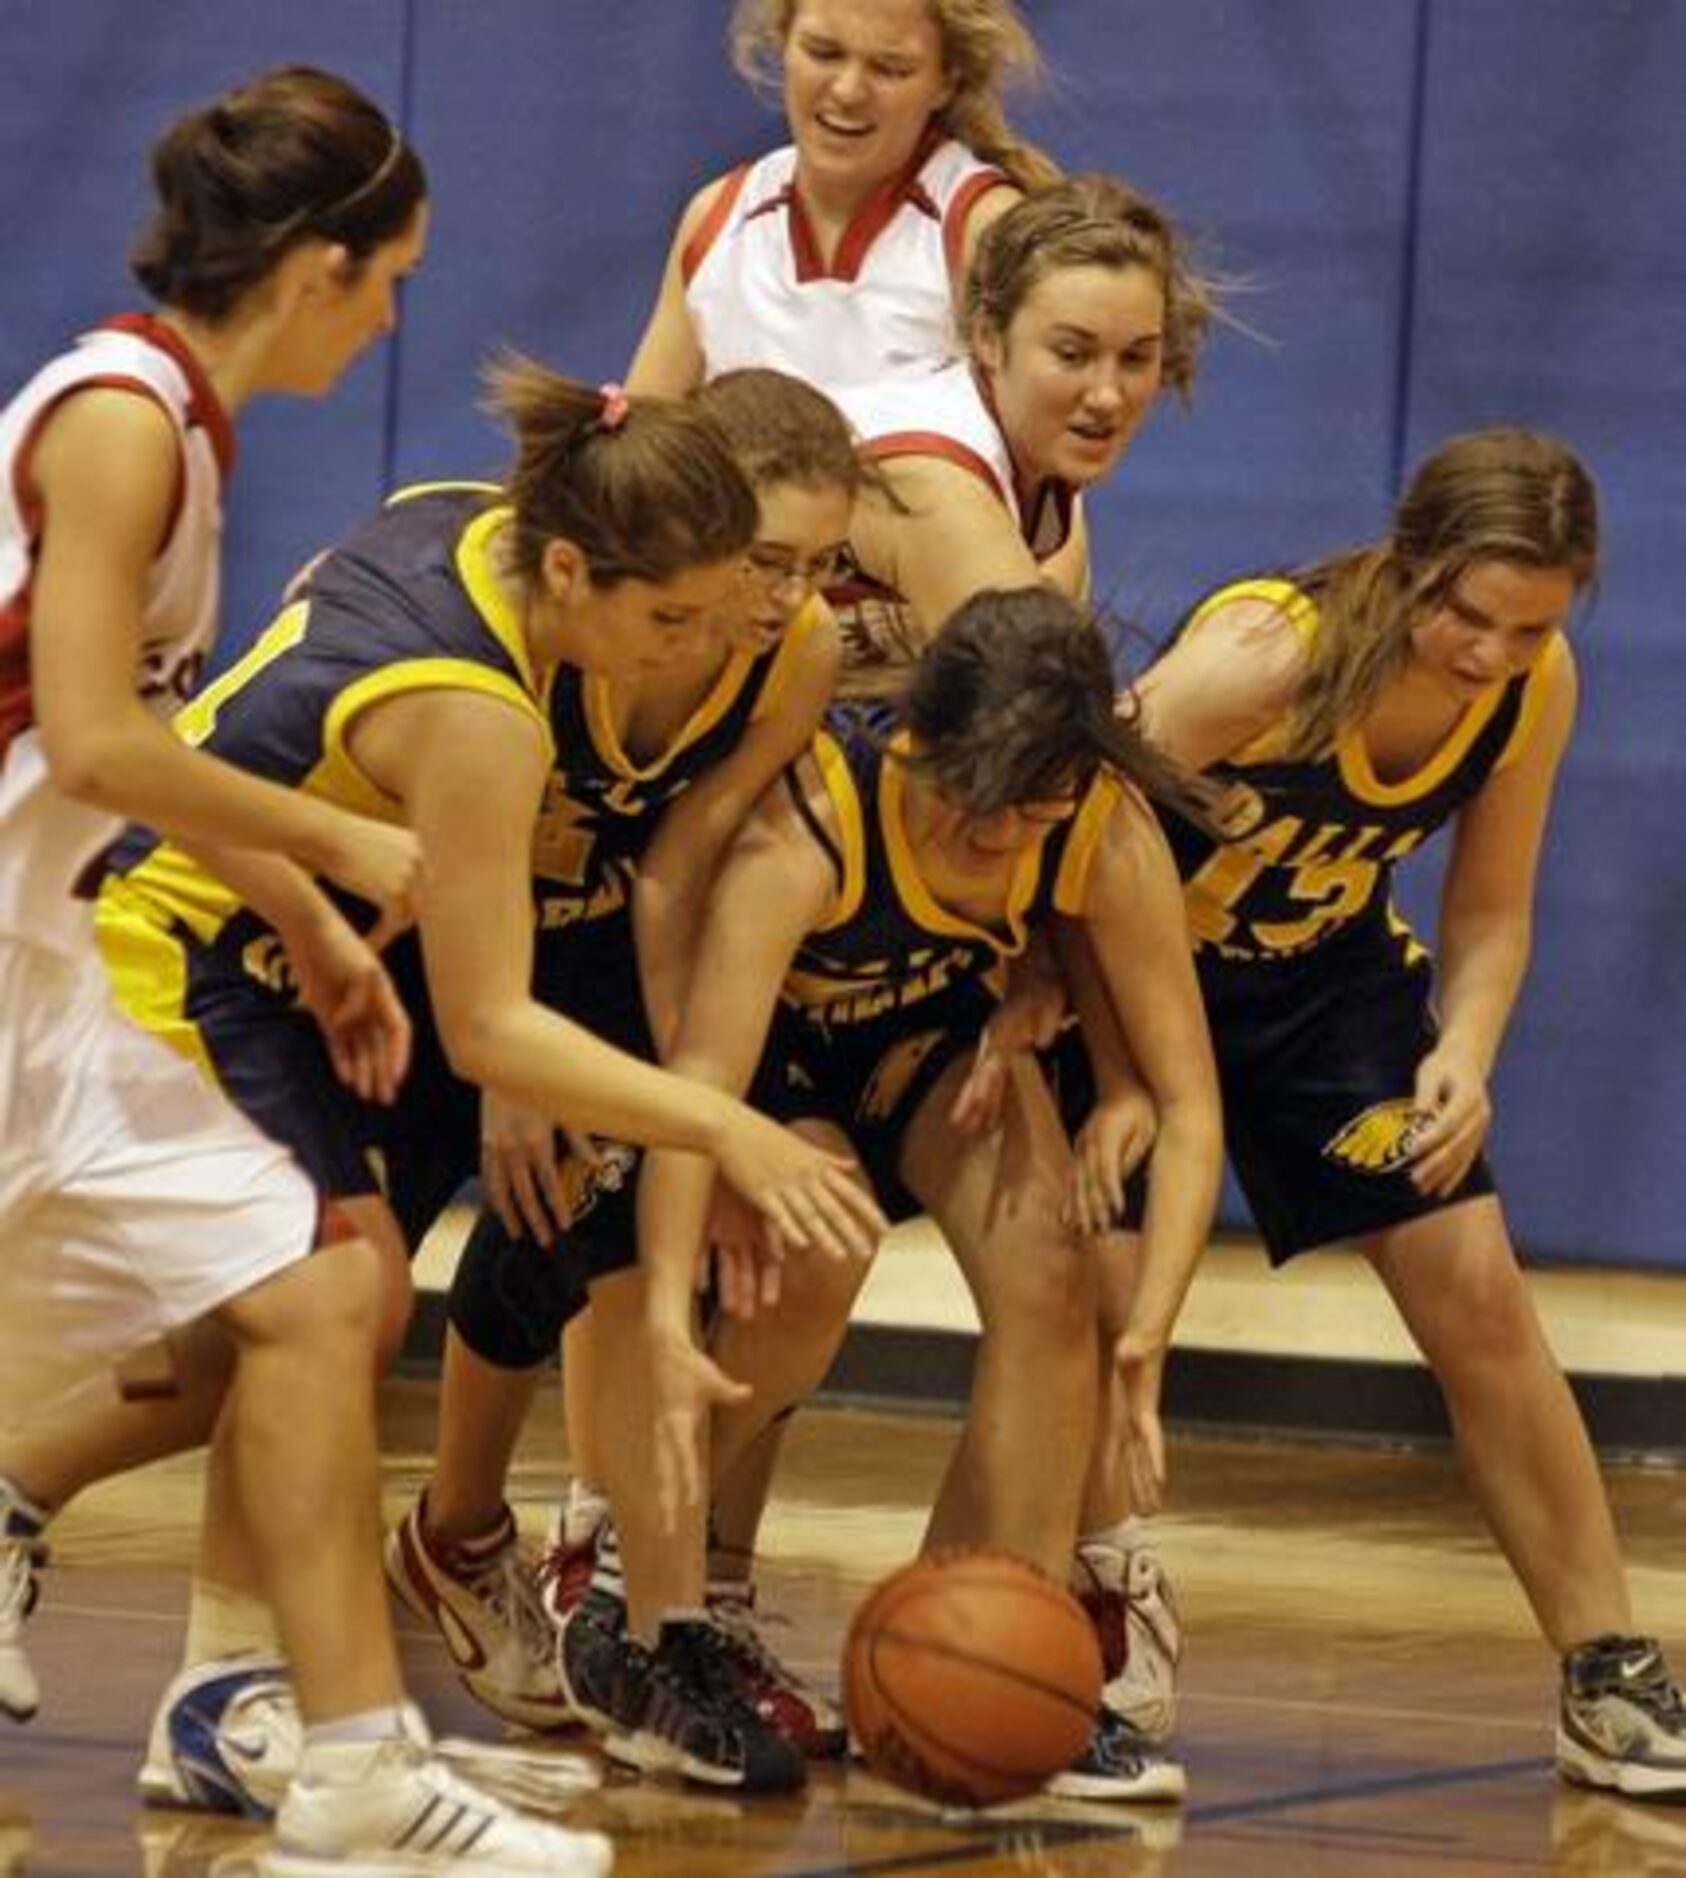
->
<box><xmin>827</xmin><ymin>361</ymin><xmax>1075</xmax><ymax>671</ymax></box>
<box><xmin>0</xmin><ymin>317</ymin><xmax>230</xmax><ymax>956</ymax></box>
<box><xmin>683</xmin><ymin>135</ymin><xmax>1007</xmax><ymax>392</ymax></box>
<box><xmin>835</xmin><ymin>360</ymin><xmax>1074</xmax><ymax>559</ymax></box>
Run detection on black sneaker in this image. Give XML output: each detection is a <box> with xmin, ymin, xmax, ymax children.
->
<box><xmin>599</xmin><ymin>1616</ymin><xmax>805</xmax><ymax>1794</ymax></box>
<box><xmin>1558</xmin><ymin>1634</ymin><xmax>1686</xmax><ymax>1800</ymax></box>
<box><xmin>1044</xmin><ymin>1708</ymin><xmax>1187</xmax><ymax>1803</ymax></box>
<box><xmin>709</xmin><ymin>1586</ymin><xmax>847</xmax><ymax>1759</ymax></box>
<box><xmin>555</xmin><ymin>1586</ymin><xmax>630</xmax><ymax>1735</ymax></box>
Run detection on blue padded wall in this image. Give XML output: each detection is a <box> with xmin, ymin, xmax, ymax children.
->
<box><xmin>0</xmin><ymin>2</ymin><xmax>409</xmax><ymax>636</ymax></box>
<box><xmin>2</xmin><ymin>1</ymin><xmax>1680</xmax><ymax>1267</ymax></box>
<box><xmin>1402</xmin><ymin>0</ymin><xmax>1686</xmax><ymax>1267</ymax></box>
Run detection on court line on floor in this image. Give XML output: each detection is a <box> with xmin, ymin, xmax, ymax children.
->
<box><xmin>795</xmin><ymin>1755</ymin><xmax>1551</xmax><ymax>1877</ymax></box>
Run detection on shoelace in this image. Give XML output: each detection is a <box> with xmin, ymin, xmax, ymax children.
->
<box><xmin>1623</xmin><ymin>1658</ymin><xmax>1686</xmax><ymax>1720</ymax></box>
<box><xmin>534</xmin><ymin>1538</ymin><xmax>595</xmax><ymax>1606</ymax></box>
<box><xmin>465</xmin><ymin>1547</ymin><xmax>556</xmax><ymax>1669</ymax></box>
<box><xmin>710</xmin><ymin>1598</ymin><xmax>815</xmax><ymax>1704</ymax></box>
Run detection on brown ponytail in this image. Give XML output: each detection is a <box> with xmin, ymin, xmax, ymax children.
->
<box><xmin>483</xmin><ymin>352</ymin><xmax>759</xmax><ymax>590</ymax></box>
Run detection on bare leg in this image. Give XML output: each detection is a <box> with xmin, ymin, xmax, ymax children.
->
<box><xmin>212</xmin><ymin>1235</ymin><xmax>402</xmax><ymax>1721</ymax></box>
<box><xmin>905</xmin><ymin>1058</ymin><xmax>1097</xmax><ymax>1579</ymax></box>
<box><xmin>187</xmin><ymin>1194</ymin><xmax>416</xmax><ymax>1661</ymax></box>
<box><xmin>426</xmin><ymin>1329</ymin><xmax>544</xmax><ymax>1542</ymax></box>
<box><xmin>704</xmin><ymin>1422</ymin><xmax>783</xmax><ymax>1585</ymax></box>
<box><xmin>707</xmin><ymin>1159</ymin><xmax>870</xmax><ymax>1488</ymax></box>
<box><xmin>1078</xmin><ymin>1229</ymin><xmax>1144</xmax><ymax>1533</ymax></box>
<box><xmin>561</xmin><ymin>1313</ymin><xmax>601</xmax><ymax>1486</ymax></box>
<box><xmin>0</xmin><ymin>1319</ymin><xmax>232</xmax><ymax>1512</ymax></box>
<box><xmin>584</xmin><ymin>1267</ymin><xmax>709</xmax><ymax>1643</ymax></box>
<box><xmin>1365</xmin><ymin>1198</ymin><xmax>1631</xmax><ymax>1652</ymax></box>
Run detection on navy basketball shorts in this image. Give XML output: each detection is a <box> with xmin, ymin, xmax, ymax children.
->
<box><xmin>751</xmin><ymin>977</ymin><xmax>998</xmax><ymax>1223</ymax></box>
<box><xmin>99</xmin><ymin>893</ymin><xmax>480</xmax><ymax>1214</ymax></box>
<box><xmin>1203</xmin><ymin>935</ymin><xmax>1495</xmax><ymax>1265</ymax></box>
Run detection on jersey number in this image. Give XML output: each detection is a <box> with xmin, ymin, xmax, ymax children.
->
<box><xmin>1185</xmin><ymin>817</ymin><xmax>1381</xmax><ymax>955</ymax></box>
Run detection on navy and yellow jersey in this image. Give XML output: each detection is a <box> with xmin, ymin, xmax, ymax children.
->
<box><xmin>1160</xmin><ymin>577</ymin><xmax>1565</xmax><ymax>979</ymax></box>
<box><xmin>781</xmin><ymin>700</ymin><xmax>1120</xmax><ymax>1032</ymax></box>
<box><xmin>100</xmin><ymin>483</ymin><xmax>549</xmax><ymax>938</ymax></box>
<box><xmin>531</xmin><ymin>592</ymin><xmax>826</xmax><ymax>934</ymax></box>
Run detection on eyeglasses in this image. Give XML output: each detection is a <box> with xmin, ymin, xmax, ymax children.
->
<box><xmin>740</xmin><ymin>543</ymin><xmax>846</xmax><ymax>593</ymax></box>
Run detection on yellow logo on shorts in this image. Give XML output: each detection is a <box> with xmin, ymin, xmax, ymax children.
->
<box><xmin>1322</xmin><ymin>1098</ymin><xmax>1427</xmax><ymax>1174</ymax></box>
<box><xmin>554</xmin><ymin>1141</ymin><xmax>638</xmax><ymax>1229</ymax></box>
<box><xmin>860</xmin><ymin>1030</ymin><xmax>946</xmax><ymax>1123</ymax></box>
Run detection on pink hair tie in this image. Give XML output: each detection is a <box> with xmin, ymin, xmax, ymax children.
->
<box><xmin>598</xmin><ymin>382</ymin><xmax>631</xmax><ymax>431</ymax></box>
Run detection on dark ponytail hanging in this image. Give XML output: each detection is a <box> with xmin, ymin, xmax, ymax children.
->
<box><xmin>899</xmin><ymin>586</ymin><xmax>1223</xmax><ymax>830</ymax></box>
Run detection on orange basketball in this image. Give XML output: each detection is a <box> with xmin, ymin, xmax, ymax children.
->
<box><xmin>842</xmin><ymin>1547</ymin><xmax>1100</xmax><ymax>1807</ymax></box>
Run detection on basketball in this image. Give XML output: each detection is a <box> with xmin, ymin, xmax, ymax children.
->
<box><xmin>842</xmin><ymin>1548</ymin><xmax>1101</xmax><ymax>1807</ymax></box>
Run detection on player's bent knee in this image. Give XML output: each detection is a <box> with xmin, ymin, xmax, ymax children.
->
<box><xmin>975</xmin><ymin>1250</ymin><xmax>1095</xmax><ymax>1351</ymax></box>
<box><xmin>215</xmin><ymin>1224</ymin><xmax>387</xmax><ymax>1358</ymax></box>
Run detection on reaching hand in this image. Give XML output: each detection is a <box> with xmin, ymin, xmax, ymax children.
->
<box><xmin>703</xmin><ymin>1181</ymin><xmax>781</xmax><ymax>1318</ymax></box>
<box><xmin>321</xmin><ymin>813</ymin><xmax>428</xmax><ymax>951</ymax></box>
<box><xmin>1406</xmin><ymin>1041</ymin><xmax>1492</xmax><ymax>1196</ymax></box>
<box><xmin>949</xmin><ymin>945</ymin><xmax>1068</xmax><ymax>1135</ymax></box>
<box><xmin>713</xmin><ymin>1108</ymin><xmax>887</xmax><ymax>1266</ymax></box>
<box><xmin>1112</xmin><ymin>1330</ymin><xmax>1168</xmax><ymax>1516</ymax></box>
<box><xmin>482</xmin><ymin>1092</ymin><xmax>601</xmax><ymax>1245</ymax></box>
<box><xmin>1066</xmin><ymin>1085</ymin><xmax>1158</xmax><ymax>1237</ymax></box>
<box><xmin>648</xmin><ymin>1327</ymin><xmax>752</xmax><ymax>1536</ymax></box>
<box><xmin>285</xmin><ymin>910</ymin><xmax>413</xmax><ymax>1105</ymax></box>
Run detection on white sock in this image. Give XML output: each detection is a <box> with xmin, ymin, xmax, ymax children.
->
<box><xmin>588</xmin><ymin>1520</ymin><xmax>626</xmax><ymax>1602</ymax></box>
<box><xmin>303</xmin><ymin>1705</ymin><xmax>410</xmax><ymax>1753</ymax></box>
<box><xmin>562</xmin><ymin>1477</ymin><xmax>611</xmax><ymax>1546</ymax></box>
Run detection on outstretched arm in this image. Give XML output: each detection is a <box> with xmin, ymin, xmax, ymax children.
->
<box><xmin>624</xmin><ymin>180</ymin><xmax>722</xmax><ymax>396</ymax></box>
<box><xmin>847</xmin><ymin>455</ymin><xmax>1047</xmax><ymax>645</ymax></box>
<box><xmin>1411</xmin><ymin>642</ymin><xmax>1577</xmax><ymax>1195</ymax></box>
<box><xmin>638</xmin><ymin>776</ymin><xmax>841</xmax><ymax>1337</ymax></box>
<box><xmin>635</xmin><ymin>777</ymin><xmax>844</xmax><ymax>1526</ymax></box>
<box><xmin>350</xmin><ymin>686</ymin><xmax>882</xmax><ymax>1255</ymax></box>
<box><xmin>1077</xmin><ymin>793</ymin><xmax>1223</xmax><ymax>1500</ymax></box>
<box><xmin>633</xmin><ymin>612</ymin><xmax>841</xmax><ymax>1055</ymax></box>
<box><xmin>30</xmin><ymin>389</ymin><xmax>423</xmax><ymax>930</ymax></box>
<box><xmin>1052</xmin><ymin>918</ymin><xmax>1158</xmax><ymax>1235</ymax></box>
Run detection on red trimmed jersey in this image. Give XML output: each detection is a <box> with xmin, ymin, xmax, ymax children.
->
<box><xmin>683</xmin><ymin>132</ymin><xmax>1007</xmax><ymax>391</ymax></box>
<box><xmin>827</xmin><ymin>359</ymin><xmax>1075</xmax><ymax>669</ymax></box>
<box><xmin>0</xmin><ymin>316</ymin><xmax>232</xmax><ymax>955</ymax></box>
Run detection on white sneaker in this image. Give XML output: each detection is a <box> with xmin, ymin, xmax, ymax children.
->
<box><xmin>0</xmin><ymin>1540</ymin><xmax>39</xmax><ymax>1724</ymax></box>
<box><xmin>264</xmin><ymin>1719</ymin><xmax>614</xmax><ymax>1875</ymax></box>
<box><xmin>433</xmin><ymin>1735</ymin><xmax>601</xmax><ymax>1810</ymax></box>
<box><xmin>534</xmin><ymin>1491</ymin><xmax>608</xmax><ymax>1633</ymax></box>
<box><xmin>1072</xmin><ymin>1539</ymin><xmax>1182</xmax><ymax>1744</ymax></box>
<box><xmin>138</xmin><ymin>1654</ymin><xmax>300</xmax><ymax>1816</ymax></box>
<box><xmin>386</xmin><ymin>1498</ymin><xmax>577</xmax><ymax>1731</ymax></box>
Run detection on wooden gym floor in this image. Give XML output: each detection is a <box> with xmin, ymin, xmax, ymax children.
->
<box><xmin>4</xmin><ymin>1377</ymin><xmax>1684</xmax><ymax>1877</ymax></box>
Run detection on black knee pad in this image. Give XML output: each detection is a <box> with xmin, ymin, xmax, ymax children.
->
<box><xmin>446</xmin><ymin>1212</ymin><xmax>571</xmax><ymax>1369</ymax></box>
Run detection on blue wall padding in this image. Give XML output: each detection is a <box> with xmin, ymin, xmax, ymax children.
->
<box><xmin>2</xmin><ymin>1</ymin><xmax>1679</xmax><ymax>1267</ymax></box>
